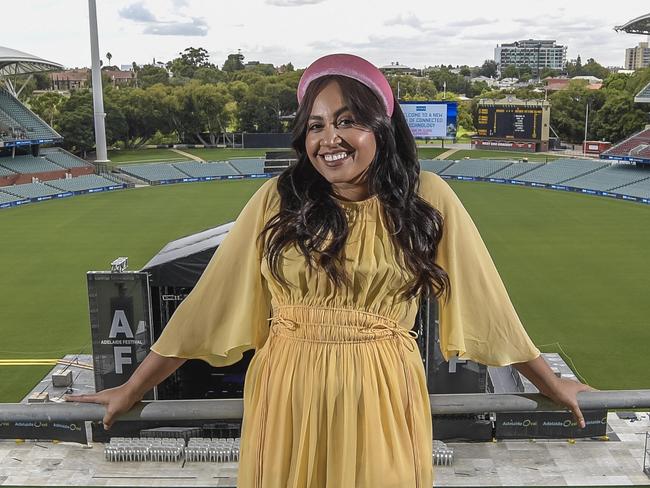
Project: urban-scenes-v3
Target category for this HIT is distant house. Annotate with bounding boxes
[472,76,497,87]
[544,76,602,91]
[49,68,135,90]
[496,77,519,88]
[103,69,134,86]
[50,69,89,90]
[380,62,419,76]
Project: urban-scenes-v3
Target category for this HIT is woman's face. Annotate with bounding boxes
[304,80,377,200]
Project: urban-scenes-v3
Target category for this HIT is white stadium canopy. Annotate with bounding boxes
[614,13,650,35]
[0,46,62,78]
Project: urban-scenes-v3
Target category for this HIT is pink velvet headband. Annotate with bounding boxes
[297,53,394,117]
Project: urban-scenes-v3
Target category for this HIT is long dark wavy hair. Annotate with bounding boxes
[258,74,450,302]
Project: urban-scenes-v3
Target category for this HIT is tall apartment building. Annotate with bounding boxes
[625,42,650,70]
[495,39,567,75]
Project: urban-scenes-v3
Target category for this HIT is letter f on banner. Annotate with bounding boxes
[114,346,132,374]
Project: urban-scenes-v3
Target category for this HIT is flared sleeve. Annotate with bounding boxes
[419,171,540,366]
[149,177,277,367]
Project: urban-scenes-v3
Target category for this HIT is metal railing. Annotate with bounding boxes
[1,390,649,423]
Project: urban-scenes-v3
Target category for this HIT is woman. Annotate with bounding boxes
[68,54,591,487]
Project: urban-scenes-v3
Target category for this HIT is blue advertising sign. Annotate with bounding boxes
[399,101,458,140]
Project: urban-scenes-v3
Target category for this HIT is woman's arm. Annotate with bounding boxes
[65,351,186,429]
[513,355,594,428]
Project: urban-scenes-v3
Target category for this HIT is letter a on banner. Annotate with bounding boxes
[109,310,134,338]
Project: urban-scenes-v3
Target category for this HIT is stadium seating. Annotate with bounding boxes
[41,148,92,168]
[514,159,609,184]
[440,159,513,178]
[602,128,650,158]
[2,181,63,199]
[229,158,266,175]
[0,88,59,141]
[488,162,544,179]
[420,160,455,174]
[118,163,191,183]
[613,179,650,199]
[0,154,64,174]
[0,111,25,141]
[0,190,20,204]
[563,164,650,191]
[46,174,122,192]
[172,161,239,178]
[0,164,17,177]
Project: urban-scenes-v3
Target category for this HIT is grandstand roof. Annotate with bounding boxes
[614,13,650,35]
[636,81,650,103]
[0,46,63,77]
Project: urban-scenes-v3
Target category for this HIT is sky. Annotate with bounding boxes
[3,0,649,71]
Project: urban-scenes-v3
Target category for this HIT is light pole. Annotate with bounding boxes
[582,101,590,157]
[88,0,109,164]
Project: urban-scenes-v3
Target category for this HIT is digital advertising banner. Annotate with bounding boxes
[399,101,458,140]
[87,272,154,398]
[0,420,88,443]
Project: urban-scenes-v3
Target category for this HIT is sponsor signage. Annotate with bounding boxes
[399,101,458,140]
[87,272,154,398]
[496,410,607,439]
[0,420,87,443]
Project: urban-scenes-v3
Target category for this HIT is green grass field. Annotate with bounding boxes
[107,148,190,165]
[446,149,562,162]
[108,147,457,164]
[0,178,648,402]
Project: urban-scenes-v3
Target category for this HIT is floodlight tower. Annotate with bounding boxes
[88,0,109,163]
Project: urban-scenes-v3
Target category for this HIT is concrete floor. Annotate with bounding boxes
[1,411,648,487]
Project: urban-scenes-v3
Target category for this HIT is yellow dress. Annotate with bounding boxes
[150,171,540,488]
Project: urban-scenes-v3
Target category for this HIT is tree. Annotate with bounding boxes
[163,81,234,144]
[565,56,583,77]
[237,78,292,132]
[167,47,214,79]
[223,52,245,72]
[581,58,610,80]
[107,85,174,148]
[540,67,561,79]
[549,80,604,143]
[137,64,169,88]
[106,52,112,66]
[194,66,225,84]
[57,91,95,155]
[279,62,294,73]
[388,75,437,101]
[478,60,498,78]
[591,90,648,142]
[27,91,67,127]
[427,68,474,97]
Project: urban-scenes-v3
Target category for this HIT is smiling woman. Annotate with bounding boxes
[304,80,377,202]
[67,53,592,488]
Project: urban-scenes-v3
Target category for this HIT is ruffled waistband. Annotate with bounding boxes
[267,304,418,349]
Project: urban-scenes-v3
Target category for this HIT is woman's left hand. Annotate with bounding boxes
[542,377,596,429]
[514,356,596,429]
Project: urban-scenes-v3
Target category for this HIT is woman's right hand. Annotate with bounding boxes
[65,383,141,430]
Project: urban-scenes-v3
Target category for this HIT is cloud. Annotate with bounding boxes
[143,17,208,36]
[447,17,496,28]
[119,2,208,37]
[118,2,157,22]
[384,13,423,29]
[266,0,325,6]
